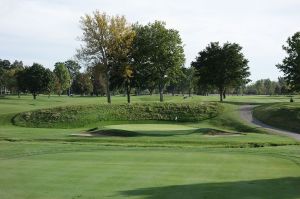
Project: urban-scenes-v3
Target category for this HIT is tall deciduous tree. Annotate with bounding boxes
[276,32,300,92]
[72,72,93,96]
[88,63,107,96]
[64,60,81,95]
[132,21,185,102]
[77,11,135,103]
[20,63,51,99]
[0,59,11,95]
[53,62,71,96]
[192,42,250,102]
[44,69,56,98]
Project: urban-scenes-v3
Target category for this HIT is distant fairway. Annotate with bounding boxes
[0,95,300,198]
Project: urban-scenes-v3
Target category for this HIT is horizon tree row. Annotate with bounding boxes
[1,10,299,101]
[0,58,197,99]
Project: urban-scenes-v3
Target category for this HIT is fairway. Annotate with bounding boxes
[0,95,300,199]
[1,143,300,199]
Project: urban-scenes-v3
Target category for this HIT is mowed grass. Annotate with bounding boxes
[0,95,300,198]
[1,142,300,199]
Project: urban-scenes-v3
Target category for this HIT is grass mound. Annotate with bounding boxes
[13,102,222,128]
[253,103,300,133]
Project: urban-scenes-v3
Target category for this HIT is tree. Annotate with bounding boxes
[53,62,71,96]
[20,63,51,99]
[278,77,289,94]
[132,21,185,102]
[0,59,11,95]
[264,79,273,95]
[192,42,250,102]
[183,67,196,97]
[44,69,56,97]
[88,63,107,96]
[276,32,300,92]
[77,11,135,103]
[64,60,81,95]
[72,72,93,95]
[6,60,24,96]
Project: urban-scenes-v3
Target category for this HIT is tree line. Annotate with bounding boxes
[244,78,289,95]
[0,11,299,102]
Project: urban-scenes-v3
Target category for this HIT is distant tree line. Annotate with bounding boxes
[0,58,197,100]
[243,78,289,95]
[1,11,299,102]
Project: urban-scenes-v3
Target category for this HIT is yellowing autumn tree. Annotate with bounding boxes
[77,11,135,103]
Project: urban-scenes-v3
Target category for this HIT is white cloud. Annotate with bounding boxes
[0,0,299,80]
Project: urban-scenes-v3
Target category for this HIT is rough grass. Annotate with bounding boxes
[253,102,300,133]
[13,102,222,128]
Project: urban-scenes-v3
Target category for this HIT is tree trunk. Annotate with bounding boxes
[223,89,226,99]
[106,70,111,104]
[126,81,131,104]
[219,87,224,102]
[149,89,153,96]
[159,82,164,102]
[159,89,163,102]
[33,93,37,100]
[188,88,192,97]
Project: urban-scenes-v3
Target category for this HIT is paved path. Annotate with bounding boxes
[240,105,300,141]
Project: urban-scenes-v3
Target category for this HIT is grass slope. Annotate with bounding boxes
[253,102,300,133]
[13,102,221,128]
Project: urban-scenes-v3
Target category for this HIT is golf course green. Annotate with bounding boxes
[0,95,300,199]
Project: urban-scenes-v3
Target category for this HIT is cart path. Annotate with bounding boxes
[240,105,300,141]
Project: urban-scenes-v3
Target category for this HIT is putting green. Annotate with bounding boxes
[105,124,197,132]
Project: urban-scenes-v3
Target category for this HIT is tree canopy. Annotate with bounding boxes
[276,32,300,92]
[53,62,71,96]
[19,63,53,99]
[132,21,185,102]
[77,11,135,103]
[192,42,250,101]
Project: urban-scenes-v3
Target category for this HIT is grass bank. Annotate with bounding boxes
[13,102,222,128]
[253,103,300,133]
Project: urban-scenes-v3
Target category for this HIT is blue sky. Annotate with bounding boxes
[0,0,299,81]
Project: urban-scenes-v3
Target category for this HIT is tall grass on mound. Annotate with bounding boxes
[253,103,300,133]
[13,102,222,128]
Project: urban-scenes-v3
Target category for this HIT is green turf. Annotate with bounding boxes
[253,102,300,133]
[0,95,300,198]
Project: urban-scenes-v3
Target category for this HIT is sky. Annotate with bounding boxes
[0,0,299,82]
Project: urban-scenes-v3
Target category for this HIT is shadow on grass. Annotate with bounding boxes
[119,177,300,199]
[84,128,238,138]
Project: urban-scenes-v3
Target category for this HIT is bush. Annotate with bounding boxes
[13,102,223,128]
